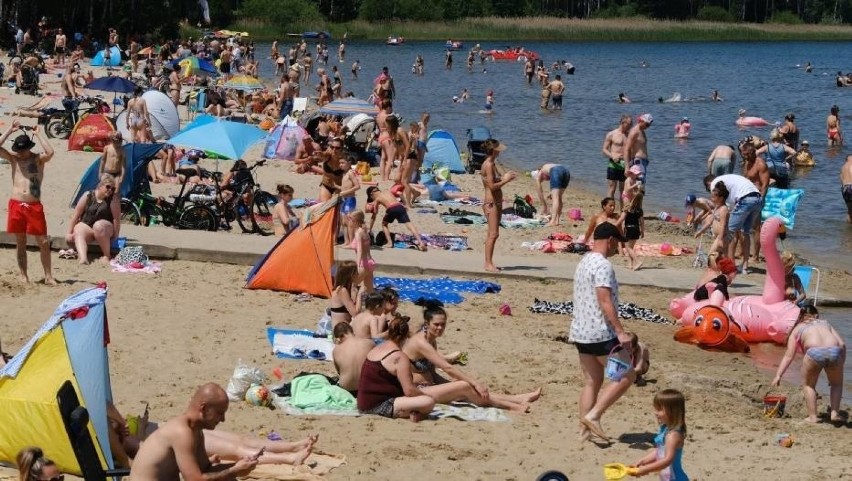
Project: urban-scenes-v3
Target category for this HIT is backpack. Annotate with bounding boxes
[513,195,537,219]
[115,245,147,266]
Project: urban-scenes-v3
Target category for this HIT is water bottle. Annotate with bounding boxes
[149,215,161,226]
[658,211,672,222]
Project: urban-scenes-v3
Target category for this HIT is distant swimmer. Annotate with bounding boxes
[736,108,770,127]
[484,89,494,114]
[674,117,691,139]
[712,90,723,102]
[618,92,631,104]
[658,93,682,103]
[805,62,813,73]
[640,60,649,68]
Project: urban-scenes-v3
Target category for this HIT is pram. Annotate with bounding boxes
[465,126,491,173]
[16,64,39,95]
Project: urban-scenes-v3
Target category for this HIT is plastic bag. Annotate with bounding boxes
[225,360,266,402]
[316,310,333,336]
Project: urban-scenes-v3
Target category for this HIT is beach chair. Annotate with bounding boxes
[793,265,820,306]
[188,89,207,120]
[56,380,130,481]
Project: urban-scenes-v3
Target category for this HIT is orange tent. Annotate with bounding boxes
[245,198,339,298]
[68,114,116,152]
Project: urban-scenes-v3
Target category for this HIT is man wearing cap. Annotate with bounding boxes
[705,144,736,176]
[674,117,691,138]
[601,115,632,210]
[703,172,762,274]
[625,113,652,183]
[572,222,634,442]
[0,121,56,284]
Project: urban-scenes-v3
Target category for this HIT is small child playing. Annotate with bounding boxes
[628,332,650,385]
[351,292,386,340]
[694,185,730,257]
[622,165,643,206]
[684,194,714,229]
[485,89,494,113]
[628,389,689,480]
[366,186,426,251]
[379,287,400,323]
[349,210,375,292]
[617,187,645,270]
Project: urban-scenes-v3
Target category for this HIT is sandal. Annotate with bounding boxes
[59,249,77,259]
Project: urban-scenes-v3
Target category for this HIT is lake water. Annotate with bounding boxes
[253,40,850,401]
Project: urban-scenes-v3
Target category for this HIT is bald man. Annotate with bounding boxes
[130,383,257,481]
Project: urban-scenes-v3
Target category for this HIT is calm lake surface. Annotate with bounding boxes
[255,41,850,400]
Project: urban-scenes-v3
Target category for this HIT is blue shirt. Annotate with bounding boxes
[655,425,688,481]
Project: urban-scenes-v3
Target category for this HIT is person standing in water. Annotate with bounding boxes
[826,105,843,146]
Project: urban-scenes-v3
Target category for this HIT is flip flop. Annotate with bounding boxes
[289,348,306,359]
[307,349,326,361]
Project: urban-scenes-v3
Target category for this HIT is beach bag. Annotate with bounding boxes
[115,245,147,266]
[226,360,266,402]
[513,195,537,219]
[605,344,633,382]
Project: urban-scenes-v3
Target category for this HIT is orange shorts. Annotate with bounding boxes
[7,199,48,236]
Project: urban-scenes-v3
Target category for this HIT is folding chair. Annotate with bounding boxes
[187,89,207,120]
[56,380,130,481]
[793,265,820,306]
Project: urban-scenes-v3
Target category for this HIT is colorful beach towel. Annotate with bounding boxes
[267,328,334,361]
[529,299,672,324]
[392,233,470,251]
[110,259,162,273]
[501,214,546,228]
[374,276,501,305]
[272,394,510,422]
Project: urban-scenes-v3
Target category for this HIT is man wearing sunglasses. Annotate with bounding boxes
[64,174,121,265]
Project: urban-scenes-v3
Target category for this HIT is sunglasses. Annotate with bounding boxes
[103,185,116,191]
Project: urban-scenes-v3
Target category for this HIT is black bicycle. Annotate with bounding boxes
[190,160,277,235]
[43,96,110,140]
[120,172,218,232]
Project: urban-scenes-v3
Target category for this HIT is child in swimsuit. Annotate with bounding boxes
[627,389,689,480]
[349,210,375,292]
[773,304,846,423]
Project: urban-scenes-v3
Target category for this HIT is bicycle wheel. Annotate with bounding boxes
[177,205,218,231]
[234,199,254,234]
[120,198,142,226]
[250,191,277,236]
[46,117,71,139]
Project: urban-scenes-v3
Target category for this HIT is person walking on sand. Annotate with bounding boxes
[602,115,632,210]
[0,121,55,285]
[572,222,634,442]
[126,87,151,143]
[129,383,265,481]
[480,139,516,272]
[842,154,852,223]
[531,163,570,227]
[773,304,846,424]
[625,113,653,183]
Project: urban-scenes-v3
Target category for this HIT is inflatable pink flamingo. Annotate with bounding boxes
[736,108,770,127]
[669,217,800,344]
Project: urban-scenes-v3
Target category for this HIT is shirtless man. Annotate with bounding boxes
[739,142,770,272]
[54,29,67,66]
[841,154,852,223]
[277,71,298,120]
[332,322,375,396]
[129,384,258,481]
[100,133,126,188]
[532,163,570,227]
[126,88,151,143]
[544,75,565,110]
[293,135,321,174]
[524,58,535,85]
[706,144,736,176]
[0,121,55,284]
[62,63,80,124]
[129,39,140,73]
[601,115,632,210]
[302,53,313,84]
[624,113,653,184]
[827,105,843,146]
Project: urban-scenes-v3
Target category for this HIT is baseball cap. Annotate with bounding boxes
[627,165,643,176]
[685,194,697,206]
[638,113,653,124]
[593,222,626,242]
[801,139,810,145]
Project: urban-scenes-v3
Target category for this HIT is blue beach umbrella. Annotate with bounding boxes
[168,119,266,159]
[85,76,137,94]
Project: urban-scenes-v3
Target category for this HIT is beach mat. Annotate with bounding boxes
[267,328,334,361]
[374,276,500,305]
[529,299,672,324]
[240,452,347,480]
[272,395,510,422]
[392,233,470,251]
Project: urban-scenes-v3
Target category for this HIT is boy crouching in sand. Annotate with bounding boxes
[628,331,650,385]
[365,186,426,251]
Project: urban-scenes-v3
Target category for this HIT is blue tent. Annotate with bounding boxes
[422,130,465,173]
[70,143,164,207]
[90,46,122,67]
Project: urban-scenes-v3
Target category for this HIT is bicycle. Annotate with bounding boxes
[42,96,110,140]
[189,160,277,235]
[120,169,218,232]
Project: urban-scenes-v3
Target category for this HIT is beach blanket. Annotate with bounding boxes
[241,452,347,481]
[529,299,672,324]
[501,215,546,228]
[272,394,510,422]
[375,276,500,305]
[267,328,334,361]
[110,259,162,273]
[441,214,487,225]
[391,233,469,251]
[632,243,688,257]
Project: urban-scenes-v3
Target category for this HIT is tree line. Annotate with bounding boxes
[1,0,850,45]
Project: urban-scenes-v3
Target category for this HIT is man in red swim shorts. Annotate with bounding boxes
[0,120,55,284]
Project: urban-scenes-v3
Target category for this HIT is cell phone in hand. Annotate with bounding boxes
[252,447,265,460]
[143,402,149,417]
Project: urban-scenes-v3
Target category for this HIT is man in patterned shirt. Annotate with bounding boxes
[570,222,633,443]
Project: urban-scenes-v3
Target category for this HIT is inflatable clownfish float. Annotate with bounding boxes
[673,304,751,353]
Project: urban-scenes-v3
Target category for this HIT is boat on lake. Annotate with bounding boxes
[386,36,405,46]
[445,40,464,51]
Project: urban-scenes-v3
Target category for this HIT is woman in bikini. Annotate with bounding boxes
[168,67,181,106]
[401,304,541,412]
[349,210,375,292]
[317,139,346,202]
[582,197,619,245]
[386,114,409,187]
[480,138,517,272]
[694,185,730,257]
[327,261,362,328]
[376,99,394,181]
[773,304,846,423]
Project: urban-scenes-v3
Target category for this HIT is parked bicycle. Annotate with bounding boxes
[188,160,277,235]
[120,169,218,232]
[41,96,110,140]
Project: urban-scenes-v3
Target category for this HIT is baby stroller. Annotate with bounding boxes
[16,64,39,95]
[465,126,491,173]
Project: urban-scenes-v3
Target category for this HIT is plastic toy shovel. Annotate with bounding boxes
[603,463,639,480]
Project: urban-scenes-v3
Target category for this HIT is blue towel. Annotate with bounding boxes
[374,276,501,305]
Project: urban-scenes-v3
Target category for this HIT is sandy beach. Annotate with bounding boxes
[1,56,850,480]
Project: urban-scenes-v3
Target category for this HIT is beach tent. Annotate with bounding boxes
[263,115,307,160]
[116,90,180,142]
[68,114,117,152]
[168,118,265,159]
[245,198,340,298]
[70,143,164,207]
[318,97,378,117]
[90,46,122,67]
[422,130,465,173]
[0,286,115,475]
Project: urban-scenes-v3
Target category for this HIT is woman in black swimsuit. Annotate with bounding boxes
[400,304,542,412]
[65,174,121,265]
[327,261,361,327]
[318,138,347,202]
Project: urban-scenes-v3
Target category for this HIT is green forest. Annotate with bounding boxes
[2,0,851,42]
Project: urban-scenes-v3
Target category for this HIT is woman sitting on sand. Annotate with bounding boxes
[400,304,541,412]
[64,174,121,265]
[773,304,846,423]
[327,261,361,327]
[582,197,619,245]
[357,314,436,422]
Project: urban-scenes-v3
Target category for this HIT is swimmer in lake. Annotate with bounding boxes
[618,92,630,104]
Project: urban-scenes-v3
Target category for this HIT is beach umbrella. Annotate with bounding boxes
[319,97,378,117]
[168,118,266,159]
[85,76,137,94]
[172,56,219,77]
[224,75,264,91]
